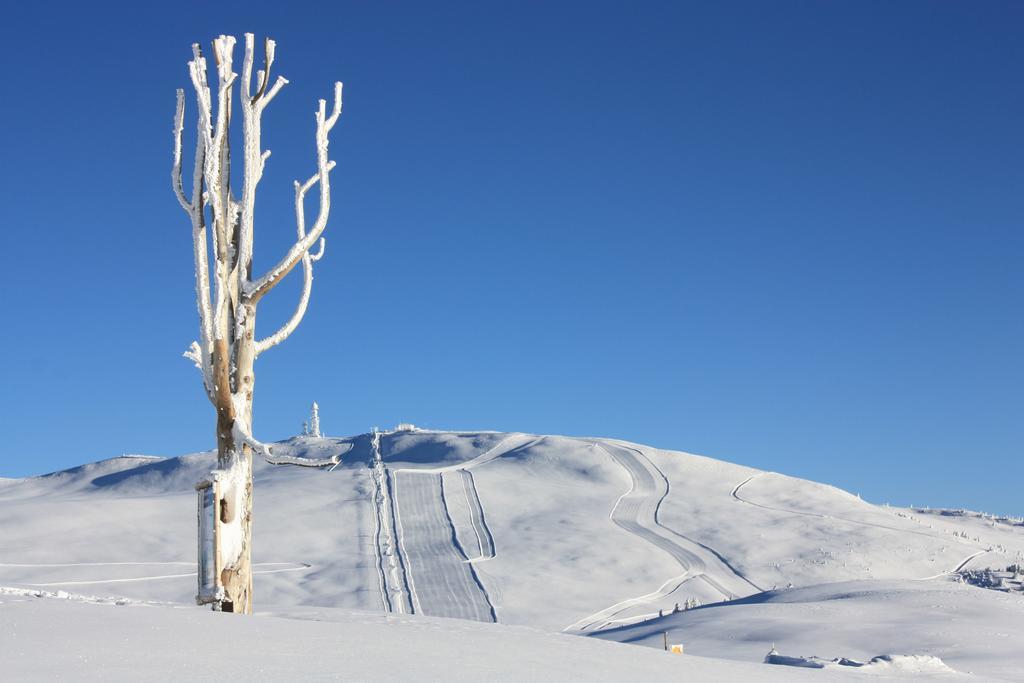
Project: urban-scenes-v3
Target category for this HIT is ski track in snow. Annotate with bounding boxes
[368,463,392,613]
[0,562,194,568]
[564,573,697,633]
[11,562,310,587]
[377,434,540,621]
[439,468,499,563]
[566,442,761,633]
[913,550,993,581]
[457,469,495,561]
[369,431,414,615]
[731,473,991,575]
[383,467,416,614]
[393,472,496,622]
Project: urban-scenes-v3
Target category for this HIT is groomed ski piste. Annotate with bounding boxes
[2,428,1023,680]
[367,432,536,621]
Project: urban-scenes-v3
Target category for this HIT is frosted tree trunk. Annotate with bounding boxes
[173,33,343,614]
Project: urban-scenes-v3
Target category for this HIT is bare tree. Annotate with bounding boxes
[172,33,342,614]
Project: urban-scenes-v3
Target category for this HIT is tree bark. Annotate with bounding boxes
[218,309,256,614]
[216,442,253,613]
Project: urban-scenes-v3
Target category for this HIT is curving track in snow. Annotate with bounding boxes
[566,442,761,633]
[732,473,991,576]
[395,434,538,475]
[733,475,995,581]
[732,473,959,540]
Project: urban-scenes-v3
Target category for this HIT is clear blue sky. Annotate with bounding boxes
[1,1,1020,514]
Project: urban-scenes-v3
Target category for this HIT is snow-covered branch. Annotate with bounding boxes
[171,91,191,213]
[244,35,285,107]
[235,33,290,321]
[174,64,214,389]
[231,418,273,460]
[231,415,337,467]
[252,162,333,356]
[265,452,340,467]
[186,42,231,346]
[185,341,214,400]
[253,251,315,356]
[244,82,342,304]
[259,76,289,109]
[206,36,238,342]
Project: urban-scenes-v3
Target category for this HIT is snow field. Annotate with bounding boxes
[2,429,1022,680]
[595,578,1024,681]
[1,594,859,682]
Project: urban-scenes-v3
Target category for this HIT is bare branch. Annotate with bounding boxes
[187,46,213,149]
[309,237,326,262]
[253,252,314,356]
[241,33,255,101]
[232,416,336,466]
[257,75,288,109]
[244,84,342,303]
[295,161,336,236]
[259,149,272,179]
[206,36,238,340]
[231,414,273,459]
[172,90,191,213]
[192,201,214,355]
[325,81,343,129]
[252,37,275,104]
[253,163,332,355]
[182,48,215,362]
[184,341,215,403]
[236,40,279,310]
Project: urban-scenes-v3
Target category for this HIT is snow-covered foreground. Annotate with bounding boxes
[1,589,860,682]
[594,578,1024,681]
[1,429,1022,680]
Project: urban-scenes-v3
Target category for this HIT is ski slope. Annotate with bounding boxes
[393,471,495,621]
[1,429,1022,679]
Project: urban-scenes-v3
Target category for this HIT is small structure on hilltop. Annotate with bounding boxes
[309,402,321,437]
[395,423,417,432]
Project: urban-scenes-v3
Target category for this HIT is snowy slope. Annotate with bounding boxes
[2,430,1020,621]
[594,578,1024,681]
[1,429,1022,679]
[1,588,868,682]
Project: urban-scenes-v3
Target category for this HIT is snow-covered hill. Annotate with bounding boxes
[2,429,1022,680]
[594,579,1024,680]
